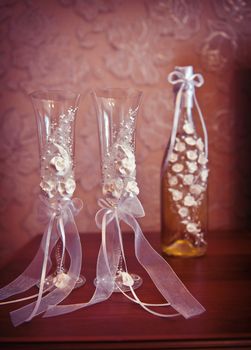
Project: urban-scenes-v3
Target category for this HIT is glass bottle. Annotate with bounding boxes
[161,66,209,257]
[92,87,143,292]
[31,89,85,288]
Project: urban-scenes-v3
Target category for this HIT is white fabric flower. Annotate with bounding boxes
[118,156,136,175]
[196,138,204,151]
[50,156,69,175]
[185,136,196,146]
[168,175,178,186]
[186,223,199,233]
[183,122,194,134]
[183,174,194,185]
[103,178,123,199]
[198,153,208,165]
[53,272,71,289]
[58,179,76,197]
[65,178,76,195]
[178,207,189,217]
[117,144,134,161]
[201,169,209,182]
[125,180,139,196]
[174,141,186,152]
[40,180,55,195]
[190,184,203,196]
[186,150,198,161]
[186,161,198,173]
[171,189,183,201]
[169,152,178,163]
[184,194,197,207]
[172,163,184,173]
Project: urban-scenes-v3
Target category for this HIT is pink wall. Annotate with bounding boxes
[0,0,251,266]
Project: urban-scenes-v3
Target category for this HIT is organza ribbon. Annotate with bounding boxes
[44,196,205,319]
[164,69,208,170]
[0,196,83,327]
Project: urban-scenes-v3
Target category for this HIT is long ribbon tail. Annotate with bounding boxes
[122,213,205,319]
[194,92,208,158]
[111,213,175,317]
[162,83,184,173]
[10,208,82,326]
[0,217,57,302]
[44,212,120,317]
[24,213,56,322]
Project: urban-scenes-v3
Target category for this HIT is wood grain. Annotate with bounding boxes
[0,231,251,349]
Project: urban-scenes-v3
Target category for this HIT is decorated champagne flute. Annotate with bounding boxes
[92,87,143,292]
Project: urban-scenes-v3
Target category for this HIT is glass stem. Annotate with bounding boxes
[117,252,124,275]
[55,240,65,274]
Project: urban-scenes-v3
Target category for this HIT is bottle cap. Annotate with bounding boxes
[175,66,193,80]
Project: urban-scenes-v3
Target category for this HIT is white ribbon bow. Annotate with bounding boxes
[44,196,205,319]
[0,197,83,327]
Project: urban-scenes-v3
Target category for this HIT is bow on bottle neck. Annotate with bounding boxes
[168,70,204,90]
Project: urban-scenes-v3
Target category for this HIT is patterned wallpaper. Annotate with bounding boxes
[0,0,251,267]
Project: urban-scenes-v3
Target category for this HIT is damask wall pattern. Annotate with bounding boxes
[0,0,251,267]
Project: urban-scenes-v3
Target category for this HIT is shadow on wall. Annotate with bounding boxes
[233,68,251,229]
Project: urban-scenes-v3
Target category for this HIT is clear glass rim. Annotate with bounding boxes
[30,89,80,102]
[91,87,142,100]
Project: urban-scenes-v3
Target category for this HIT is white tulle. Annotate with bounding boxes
[44,196,205,319]
[0,197,83,327]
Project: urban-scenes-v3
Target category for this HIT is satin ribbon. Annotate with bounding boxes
[44,196,205,319]
[164,69,208,172]
[0,196,83,327]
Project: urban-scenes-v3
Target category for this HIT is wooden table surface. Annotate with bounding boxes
[0,230,251,350]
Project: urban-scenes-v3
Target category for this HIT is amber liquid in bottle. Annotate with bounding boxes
[161,110,208,258]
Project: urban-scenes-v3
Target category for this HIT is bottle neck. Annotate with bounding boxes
[176,85,195,131]
[180,84,194,109]
[177,106,194,133]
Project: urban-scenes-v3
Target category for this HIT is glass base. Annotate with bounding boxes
[162,239,207,257]
[38,272,86,290]
[94,272,143,293]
